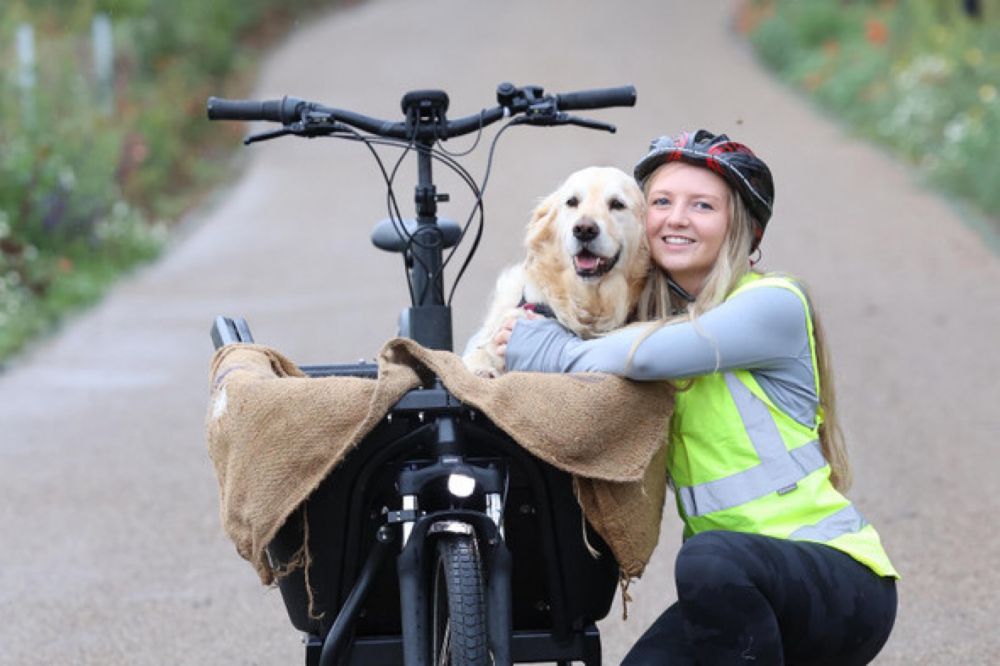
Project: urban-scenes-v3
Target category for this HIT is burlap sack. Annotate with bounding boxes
[206,338,674,584]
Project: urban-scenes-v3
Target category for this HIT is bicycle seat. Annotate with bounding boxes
[371,217,463,253]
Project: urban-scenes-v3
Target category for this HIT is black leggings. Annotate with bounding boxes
[622,531,897,665]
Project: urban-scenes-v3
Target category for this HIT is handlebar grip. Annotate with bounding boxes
[554,85,637,111]
[206,96,306,123]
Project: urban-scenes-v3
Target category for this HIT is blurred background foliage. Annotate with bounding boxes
[0,0,331,362]
[740,0,999,233]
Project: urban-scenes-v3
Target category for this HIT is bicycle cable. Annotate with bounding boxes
[323,125,434,306]
[359,134,486,308]
[445,119,520,306]
[319,115,522,310]
[324,130,484,308]
[433,109,487,158]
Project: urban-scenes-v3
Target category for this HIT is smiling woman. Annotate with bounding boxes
[501,129,899,665]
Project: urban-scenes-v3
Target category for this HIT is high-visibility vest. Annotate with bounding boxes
[667,272,898,577]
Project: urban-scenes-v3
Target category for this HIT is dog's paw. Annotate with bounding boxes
[463,347,504,379]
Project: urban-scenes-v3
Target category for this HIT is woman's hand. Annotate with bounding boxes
[493,311,543,360]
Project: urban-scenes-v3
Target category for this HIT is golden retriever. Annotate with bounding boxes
[463,166,649,377]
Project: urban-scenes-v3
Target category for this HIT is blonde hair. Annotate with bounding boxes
[632,163,852,491]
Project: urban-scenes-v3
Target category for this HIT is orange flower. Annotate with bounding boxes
[866,18,888,46]
[57,257,73,273]
[803,72,826,92]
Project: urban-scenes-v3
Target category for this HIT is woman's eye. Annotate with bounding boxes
[651,197,670,207]
[566,196,579,208]
[694,201,714,211]
[609,198,626,211]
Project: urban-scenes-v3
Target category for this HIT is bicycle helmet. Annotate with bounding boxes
[633,130,774,250]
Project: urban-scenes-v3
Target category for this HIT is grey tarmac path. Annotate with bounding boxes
[2,1,998,664]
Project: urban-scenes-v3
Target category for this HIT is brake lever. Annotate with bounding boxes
[565,116,617,133]
[244,120,351,144]
[244,127,294,145]
[510,112,616,133]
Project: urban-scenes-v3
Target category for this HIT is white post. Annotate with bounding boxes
[91,13,114,114]
[16,23,36,121]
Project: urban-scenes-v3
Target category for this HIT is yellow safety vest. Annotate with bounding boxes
[667,273,898,577]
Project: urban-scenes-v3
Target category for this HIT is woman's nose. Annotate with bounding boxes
[665,205,688,227]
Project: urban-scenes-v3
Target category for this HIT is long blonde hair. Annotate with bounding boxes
[632,165,852,491]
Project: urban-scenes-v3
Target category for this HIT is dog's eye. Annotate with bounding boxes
[566,196,579,208]
[609,198,626,211]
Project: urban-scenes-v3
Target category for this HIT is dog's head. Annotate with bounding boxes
[522,166,649,332]
[526,166,647,283]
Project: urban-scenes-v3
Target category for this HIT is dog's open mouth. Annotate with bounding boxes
[573,249,620,278]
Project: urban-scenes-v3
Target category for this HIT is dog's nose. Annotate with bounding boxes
[573,219,599,242]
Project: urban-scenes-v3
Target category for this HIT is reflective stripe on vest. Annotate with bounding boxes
[789,504,868,541]
[677,373,828,518]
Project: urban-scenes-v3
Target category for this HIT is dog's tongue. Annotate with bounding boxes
[576,253,600,271]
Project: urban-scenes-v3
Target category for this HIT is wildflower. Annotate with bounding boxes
[866,19,888,46]
[944,115,970,143]
[57,257,74,273]
[965,48,984,67]
[803,72,826,92]
[978,84,997,103]
[58,167,76,191]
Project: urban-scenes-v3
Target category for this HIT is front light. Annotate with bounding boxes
[447,473,476,498]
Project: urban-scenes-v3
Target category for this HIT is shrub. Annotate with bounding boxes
[743,0,1000,228]
[0,0,334,363]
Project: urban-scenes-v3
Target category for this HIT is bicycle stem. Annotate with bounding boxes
[404,137,453,351]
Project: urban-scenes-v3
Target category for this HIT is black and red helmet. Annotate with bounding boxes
[633,130,774,249]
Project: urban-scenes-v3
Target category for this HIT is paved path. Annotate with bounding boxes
[2,1,998,664]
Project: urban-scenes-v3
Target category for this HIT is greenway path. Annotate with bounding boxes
[2,1,998,664]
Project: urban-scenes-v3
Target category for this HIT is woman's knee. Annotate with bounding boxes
[674,530,755,594]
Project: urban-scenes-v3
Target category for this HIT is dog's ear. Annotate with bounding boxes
[525,191,560,252]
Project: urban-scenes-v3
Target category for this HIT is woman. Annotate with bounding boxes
[498,131,898,665]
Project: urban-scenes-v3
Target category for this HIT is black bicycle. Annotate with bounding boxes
[208,82,636,666]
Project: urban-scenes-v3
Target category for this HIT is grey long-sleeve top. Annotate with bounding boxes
[505,284,820,427]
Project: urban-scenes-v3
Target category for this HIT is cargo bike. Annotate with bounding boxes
[208,81,638,665]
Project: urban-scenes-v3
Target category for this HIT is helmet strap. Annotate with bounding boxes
[667,276,696,304]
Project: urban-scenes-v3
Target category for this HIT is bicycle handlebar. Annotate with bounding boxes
[206,83,636,141]
[206,96,304,123]
[553,86,637,111]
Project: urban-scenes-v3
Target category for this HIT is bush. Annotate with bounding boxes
[0,0,334,363]
[743,0,1000,229]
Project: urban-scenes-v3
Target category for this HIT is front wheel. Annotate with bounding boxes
[431,534,489,666]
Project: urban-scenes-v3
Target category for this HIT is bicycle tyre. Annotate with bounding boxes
[431,534,489,666]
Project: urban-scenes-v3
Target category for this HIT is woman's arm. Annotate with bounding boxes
[505,285,810,381]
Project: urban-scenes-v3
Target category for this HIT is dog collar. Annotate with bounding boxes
[517,296,557,319]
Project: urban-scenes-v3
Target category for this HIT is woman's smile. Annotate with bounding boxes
[661,234,696,247]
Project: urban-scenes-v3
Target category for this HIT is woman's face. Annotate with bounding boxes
[645,162,731,295]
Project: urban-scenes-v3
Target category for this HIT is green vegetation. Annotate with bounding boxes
[741,0,999,235]
[0,0,331,363]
